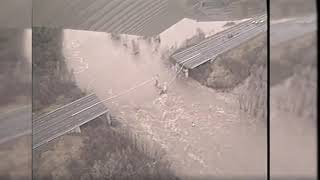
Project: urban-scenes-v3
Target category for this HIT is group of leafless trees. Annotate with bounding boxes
[236,35,267,122]
[238,62,267,122]
[190,34,267,92]
[32,27,84,113]
[64,120,177,180]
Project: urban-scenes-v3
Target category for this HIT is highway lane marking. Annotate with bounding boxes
[33,98,102,134]
[172,14,266,58]
[178,53,201,64]
[33,110,108,149]
[173,20,251,58]
[33,93,95,121]
[181,23,267,69]
[33,98,99,129]
[181,21,266,61]
[173,18,266,63]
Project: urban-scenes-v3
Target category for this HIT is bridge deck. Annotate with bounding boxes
[32,93,108,149]
[171,14,267,69]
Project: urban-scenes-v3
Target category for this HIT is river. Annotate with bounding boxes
[63,18,266,178]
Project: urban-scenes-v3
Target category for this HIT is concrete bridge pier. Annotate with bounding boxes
[183,68,189,78]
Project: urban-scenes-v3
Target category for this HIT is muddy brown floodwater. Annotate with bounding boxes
[63,18,266,179]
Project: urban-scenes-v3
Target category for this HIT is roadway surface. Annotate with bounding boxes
[33,93,108,149]
[171,13,267,69]
[0,105,31,144]
[270,15,317,46]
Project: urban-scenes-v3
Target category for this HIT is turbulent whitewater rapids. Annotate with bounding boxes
[62,18,267,178]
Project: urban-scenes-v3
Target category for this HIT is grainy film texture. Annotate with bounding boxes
[0,0,32,180]
[270,0,317,179]
[32,0,267,179]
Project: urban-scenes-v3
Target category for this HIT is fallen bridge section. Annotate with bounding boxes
[171,13,267,69]
[32,93,108,149]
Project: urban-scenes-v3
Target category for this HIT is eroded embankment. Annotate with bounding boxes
[188,33,267,90]
[177,33,267,121]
